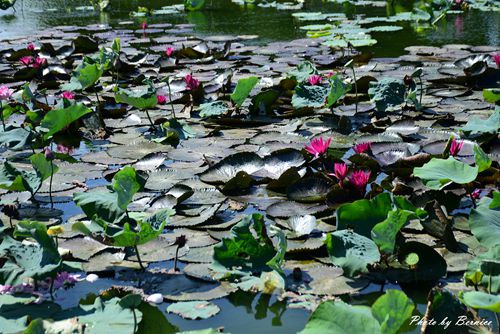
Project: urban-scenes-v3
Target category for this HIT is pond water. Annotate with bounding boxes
[1,1,499,334]
[0,0,498,57]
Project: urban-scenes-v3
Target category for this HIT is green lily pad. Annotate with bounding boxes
[469,197,500,248]
[413,157,478,190]
[167,301,220,320]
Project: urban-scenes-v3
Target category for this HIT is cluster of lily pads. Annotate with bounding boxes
[0,15,498,334]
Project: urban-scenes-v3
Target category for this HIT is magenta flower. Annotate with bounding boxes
[20,56,34,67]
[350,170,371,191]
[56,144,74,155]
[307,74,322,86]
[327,72,335,78]
[449,138,464,157]
[165,47,175,57]
[141,22,148,31]
[44,147,54,161]
[157,94,167,105]
[60,91,75,100]
[493,54,500,68]
[32,57,46,69]
[54,272,80,289]
[471,189,481,200]
[331,162,348,181]
[185,74,200,91]
[353,142,371,154]
[27,43,35,52]
[0,85,13,100]
[305,137,332,158]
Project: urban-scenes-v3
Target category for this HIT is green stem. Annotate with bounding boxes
[351,66,358,114]
[174,245,180,272]
[49,161,54,209]
[132,308,137,334]
[134,244,145,271]
[0,100,5,131]
[145,109,156,131]
[9,217,12,229]
[49,277,55,300]
[166,79,176,118]
[419,77,423,106]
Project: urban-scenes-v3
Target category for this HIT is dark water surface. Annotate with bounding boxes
[0,0,498,57]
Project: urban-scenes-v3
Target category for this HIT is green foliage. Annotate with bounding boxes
[184,0,206,11]
[0,153,58,198]
[325,230,380,277]
[326,74,351,107]
[74,166,145,223]
[368,78,406,112]
[299,300,382,334]
[371,290,415,334]
[213,214,286,275]
[459,291,500,313]
[198,101,229,118]
[461,108,500,135]
[40,104,93,140]
[469,197,500,248]
[231,76,259,108]
[292,83,328,109]
[287,61,317,82]
[413,156,478,189]
[115,87,158,110]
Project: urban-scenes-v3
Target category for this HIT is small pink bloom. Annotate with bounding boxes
[350,170,371,191]
[471,189,481,200]
[327,72,335,78]
[184,74,200,91]
[165,47,175,57]
[44,147,54,161]
[20,56,34,67]
[54,272,80,289]
[0,85,14,100]
[305,137,332,158]
[27,43,35,52]
[60,91,75,100]
[331,162,348,181]
[56,144,74,155]
[449,138,464,157]
[157,94,167,105]
[493,54,500,68]
[141,22,148,30]
[353,142,371,154]
[32,57,46,69]
[307,74,322,86]
[0,285,13,294]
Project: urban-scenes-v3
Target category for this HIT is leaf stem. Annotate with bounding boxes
[174,245,180,272]
[134,244,145,271]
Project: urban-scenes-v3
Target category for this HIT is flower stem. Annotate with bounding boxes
[350,66,358,114]
[49,161,54,209]
[419,77,423,106]
[174,245,180,272]
[166,79,176,118]
[0,100,5,131]
[145,109,156,131]
[134,244,145,271]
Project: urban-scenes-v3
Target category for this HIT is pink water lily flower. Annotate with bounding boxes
[54,272,80,289]
[471,189,481,200]
[353,142,371,154]
[32,57,46,69]
[27,43,35,52]
[157,94,167,105]
[141,22,148,30]
[165,47,175,57]
[330,162,348,181]
[60,91,75,100]
[307,74,322,86]
[20,56,34,67]
[305,137,332,158]
[56,144,74,155]
[350,170,371,191]
[493,54,500,68]
[185,74,200,91]
[0,85,13,100]
[449,138,464,157]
